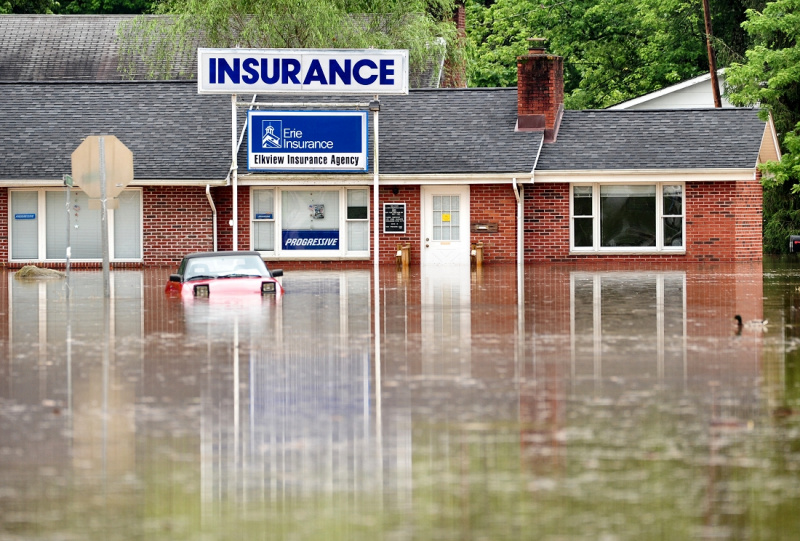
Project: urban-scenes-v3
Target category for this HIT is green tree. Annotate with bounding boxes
[117,0,460,82]
[726,0,800,253]
[0,0,59,13]
[466,0,755,109]
[57,0,152,13]
[0,0,153,12]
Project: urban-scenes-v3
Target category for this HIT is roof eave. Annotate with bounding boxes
[533,168,758,183]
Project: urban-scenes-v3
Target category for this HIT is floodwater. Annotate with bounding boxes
[1,259,799,540]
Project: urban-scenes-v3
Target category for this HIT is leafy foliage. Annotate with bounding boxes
[0,0,151,13]
[726,0,800,253]
[466,0,755,109]
[0,0,59,13]
[117,0,460,83]
[58,0,151,13]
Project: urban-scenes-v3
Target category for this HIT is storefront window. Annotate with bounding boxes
[253,189,275,251]
[10,191,38,259]
[346,189,369,252]
[10,189,142,261]
[251,187,369,257]
[282,190,340,251]
[570,183,684,252]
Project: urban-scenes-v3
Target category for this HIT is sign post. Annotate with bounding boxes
[71,135,134,297]
[63,174,73,297]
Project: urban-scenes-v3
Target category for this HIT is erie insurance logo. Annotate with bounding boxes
[262,120,282,149]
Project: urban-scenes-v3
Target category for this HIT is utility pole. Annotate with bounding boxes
[702,0,722,108]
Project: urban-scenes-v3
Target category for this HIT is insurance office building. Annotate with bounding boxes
[0,22,780,269]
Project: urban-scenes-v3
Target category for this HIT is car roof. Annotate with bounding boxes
[183,251,263,260]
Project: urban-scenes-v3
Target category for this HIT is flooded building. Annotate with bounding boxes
[0,16,781,268]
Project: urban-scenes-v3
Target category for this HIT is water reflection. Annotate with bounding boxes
[1,262,799,539]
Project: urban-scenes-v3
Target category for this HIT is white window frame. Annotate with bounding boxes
[8,187,143,263]
[250,186,370,259]
[569,182,685,254]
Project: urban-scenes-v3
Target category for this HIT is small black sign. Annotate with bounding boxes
[383,203,406,233]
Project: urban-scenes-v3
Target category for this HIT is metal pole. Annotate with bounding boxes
[702,0,722,108]
[99,137,110,298]
[371,96,383,501]
[232,94,239,251]
[63,174,72,299]
[372,98,380,280]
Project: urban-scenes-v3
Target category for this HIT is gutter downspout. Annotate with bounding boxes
[515,136,544,379]
[521,136,545,269]
[206,184,218,252]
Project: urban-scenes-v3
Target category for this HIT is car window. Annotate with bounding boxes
[185,255,267,279]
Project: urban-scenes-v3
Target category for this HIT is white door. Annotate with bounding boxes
[421,185,470,266]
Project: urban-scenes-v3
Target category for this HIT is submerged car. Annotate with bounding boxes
[165,251,284,298]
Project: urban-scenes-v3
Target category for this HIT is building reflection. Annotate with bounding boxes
[0,263,771,528]
[193,271,383,512]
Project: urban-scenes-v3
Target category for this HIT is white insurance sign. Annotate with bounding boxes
[197,48,409,95]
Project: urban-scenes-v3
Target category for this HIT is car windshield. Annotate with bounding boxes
[184,255,268,280]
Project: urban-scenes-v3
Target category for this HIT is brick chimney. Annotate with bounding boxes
[517,38,564,142]
[441,1,467,88]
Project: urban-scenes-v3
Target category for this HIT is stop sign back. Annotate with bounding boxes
[71,135,134,201]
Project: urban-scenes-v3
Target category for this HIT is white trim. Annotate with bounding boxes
[0,179,228,188]
[3,167,756,188]
[569,182,685,254]
[238,172,534,185]
[536,168,756,183]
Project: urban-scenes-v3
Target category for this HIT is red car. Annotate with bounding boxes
[165,251,284,298]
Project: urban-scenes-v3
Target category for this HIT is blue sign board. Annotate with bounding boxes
[248,111,368,172]
[14,213,35,220]
[282,230,340,250]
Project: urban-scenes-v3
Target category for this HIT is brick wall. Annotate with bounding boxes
[524,180,763,263]
[687,180,763,262]
[524,183,571,262]
[470,184,517,263]
[142,186,215,266]
[735,173,764,260]
[378,185,420,266]
[1,179,764,268]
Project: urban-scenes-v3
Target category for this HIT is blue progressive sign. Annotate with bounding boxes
[198,48,409,95]
[248,111,368,172]
[282,230,339,250]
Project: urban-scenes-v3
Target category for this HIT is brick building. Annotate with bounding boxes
[0,17,780,268]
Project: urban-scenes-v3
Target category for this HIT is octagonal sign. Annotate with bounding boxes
[71,135,134,201]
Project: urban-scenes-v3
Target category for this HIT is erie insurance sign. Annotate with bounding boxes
[248,111,368,172]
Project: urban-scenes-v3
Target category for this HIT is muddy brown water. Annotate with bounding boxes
[1,259,799,540]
